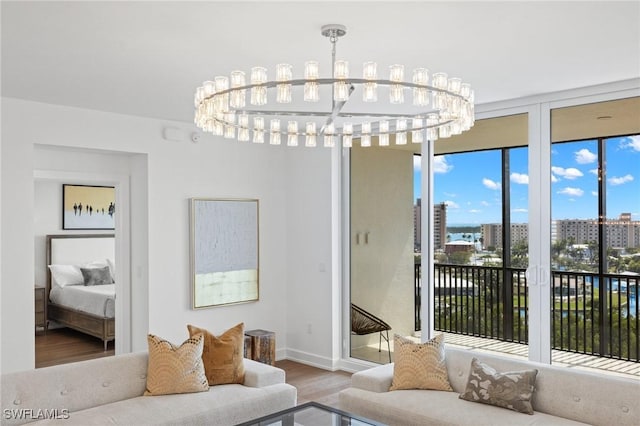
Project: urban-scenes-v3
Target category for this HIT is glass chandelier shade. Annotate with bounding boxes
[194,24,475,148]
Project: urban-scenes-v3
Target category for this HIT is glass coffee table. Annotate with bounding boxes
[237,401,386,426]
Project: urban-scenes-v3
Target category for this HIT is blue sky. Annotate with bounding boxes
[415,135,640,226]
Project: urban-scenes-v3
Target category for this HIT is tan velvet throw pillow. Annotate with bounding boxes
[389,333,453,392]
[459,357,538,415]
[187,322,245,386]
[144,333,209,396]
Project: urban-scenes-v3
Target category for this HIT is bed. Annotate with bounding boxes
[45,234,116,351]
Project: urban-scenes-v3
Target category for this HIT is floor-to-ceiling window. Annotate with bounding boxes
[346,95,639,370]
[550,97,640,362]
[348,114,529,364]
[430,121,530,345]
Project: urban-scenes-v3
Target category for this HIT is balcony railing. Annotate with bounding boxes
[415,263,639,362]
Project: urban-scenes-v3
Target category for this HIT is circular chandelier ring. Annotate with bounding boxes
[208,115,459,138]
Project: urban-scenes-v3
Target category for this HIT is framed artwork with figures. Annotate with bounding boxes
[62,184,115,230]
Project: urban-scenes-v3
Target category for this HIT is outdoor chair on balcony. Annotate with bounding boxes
[351,303,392,363]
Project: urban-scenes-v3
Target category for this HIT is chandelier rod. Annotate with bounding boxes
[322,24,351,137]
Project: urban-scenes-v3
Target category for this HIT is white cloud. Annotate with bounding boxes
[468,209,481,214]
[413,155,421,171]
[608,174,634,186]
[620,135,640,152]
[444,200,460,209]
[512,208,528,213]
[510,172,529,184]
[575,148,597,164]
[552,166,583,180]
[589,168,598,176]
[434,156,453,174]
[482,178,501,190]
[481,201,490,207]
[444,192,457,198]
[551,174,559,183]
[558,187,584,197]
[591,191,598,196]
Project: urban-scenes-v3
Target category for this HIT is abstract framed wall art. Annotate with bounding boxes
[62,184,115,230]
[190,198,259,309]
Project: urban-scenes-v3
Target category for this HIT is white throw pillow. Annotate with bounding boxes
[48,264,84,287]
[106,258,115,281]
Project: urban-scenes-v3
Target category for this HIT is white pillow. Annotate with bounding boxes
[106,258,115,281]
[48,264,83,287]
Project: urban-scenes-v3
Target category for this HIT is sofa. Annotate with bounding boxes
[339,346,640,425]
[1,352,297,425]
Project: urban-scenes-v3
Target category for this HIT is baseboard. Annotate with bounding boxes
[336,357,382,373]
[283,348,341,371]
[282,348,388,373]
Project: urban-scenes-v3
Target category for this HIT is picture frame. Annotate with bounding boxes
[190,198,259,309]
[62,184,115,230]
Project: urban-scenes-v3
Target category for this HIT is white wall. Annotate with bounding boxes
[1,97,319,372]
[284,147,337,369]
[350,146,415,350]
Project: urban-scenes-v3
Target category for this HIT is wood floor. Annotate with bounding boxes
[35,328,115,368]
[274,359,352,408]
[35,328,352,407]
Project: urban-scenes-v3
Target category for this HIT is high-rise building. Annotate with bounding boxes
[414,198,421,252]
[413,200,447,252]
[433,202,447,250]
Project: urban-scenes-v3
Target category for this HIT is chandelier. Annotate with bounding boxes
[194,24,475,148]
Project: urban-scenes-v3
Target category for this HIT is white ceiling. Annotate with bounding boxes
[2,1,639,124]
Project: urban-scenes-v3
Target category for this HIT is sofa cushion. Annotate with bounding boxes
[144,334,209,396]
[459,357,538,414]
[339,387,588,426]
[187,323,245,386]
[389,334,453,392]
[30,383,297,426]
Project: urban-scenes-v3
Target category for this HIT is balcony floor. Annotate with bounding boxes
[351,332,639,380]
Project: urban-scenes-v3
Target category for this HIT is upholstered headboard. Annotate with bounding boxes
[46,234,115,297]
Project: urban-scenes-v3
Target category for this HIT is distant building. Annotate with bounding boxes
[414,199,421,251]
[481,223,529,249]
[479,213,640,251]
[445,240,474,255]
[414,200,447,252]
[553,213,640,248]
[434,202,447,250]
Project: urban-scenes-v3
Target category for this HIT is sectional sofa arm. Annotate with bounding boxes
[242,359,286,388]
[350,363,394,393]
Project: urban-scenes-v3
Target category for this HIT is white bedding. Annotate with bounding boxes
[50,284,115,318]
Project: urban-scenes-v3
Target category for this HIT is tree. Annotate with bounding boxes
[511,242,529,268]
[448,251,472,265]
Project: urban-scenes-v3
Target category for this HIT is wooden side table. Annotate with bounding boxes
[245,329,275,365]
[34,287,47,331]
[243,335,252,359]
